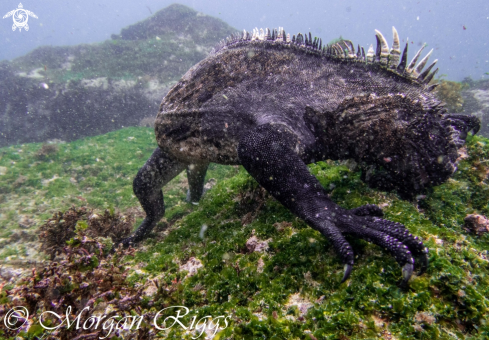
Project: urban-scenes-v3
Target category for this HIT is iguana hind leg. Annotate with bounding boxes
[238,123,428,285]
[119,148,186,247]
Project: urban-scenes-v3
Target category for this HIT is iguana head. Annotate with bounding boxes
[313,28,481,198]
[344,95,479,199]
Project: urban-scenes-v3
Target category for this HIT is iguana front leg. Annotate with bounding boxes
[118,148,186,247]
[238,124,428,285]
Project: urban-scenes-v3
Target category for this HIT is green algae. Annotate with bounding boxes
[0,127,238,258]
[1,130,489,338]
[126,135,489,339]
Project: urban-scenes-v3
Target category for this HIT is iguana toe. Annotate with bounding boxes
[417,247,429,275]
[333,211,421,283]
[349,204,384,217]
[366,216,428,273]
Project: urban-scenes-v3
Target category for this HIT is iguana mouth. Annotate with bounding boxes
[443,113,480,146]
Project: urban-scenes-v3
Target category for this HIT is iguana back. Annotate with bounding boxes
[156,27,440,165]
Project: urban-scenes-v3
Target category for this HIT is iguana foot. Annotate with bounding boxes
[238,123,428,285]
[339,205,429,284]
[114,217,156,251]
[305,204,428,285]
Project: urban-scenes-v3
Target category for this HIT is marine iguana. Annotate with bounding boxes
[119,27,480,285]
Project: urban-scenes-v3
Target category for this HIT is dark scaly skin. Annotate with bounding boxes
[118,28,480,285]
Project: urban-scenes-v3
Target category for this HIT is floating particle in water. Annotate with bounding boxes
[417,16,420,20]
[463,25,466,30]
[39,82,49,89]
[199,224,208,239]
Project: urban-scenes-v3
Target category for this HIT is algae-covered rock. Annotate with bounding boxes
[464,214,489,235]
[116,3,234,44]
[0,4,236,148]
[1,127,489,339]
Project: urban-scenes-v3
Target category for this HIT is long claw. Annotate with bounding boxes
[417,247,429,275]
[341,264,353,283]
[400,263,414,287]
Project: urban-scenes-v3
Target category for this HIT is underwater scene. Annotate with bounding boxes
[1,1,489,339]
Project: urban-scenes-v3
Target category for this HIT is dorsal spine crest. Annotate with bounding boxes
[211,27,439,87]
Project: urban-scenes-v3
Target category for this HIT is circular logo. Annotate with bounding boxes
[4,306,29,330]
[13,9,28,27]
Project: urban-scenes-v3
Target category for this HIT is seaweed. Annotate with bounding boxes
[38,206,133,260]
[0,216,150,340]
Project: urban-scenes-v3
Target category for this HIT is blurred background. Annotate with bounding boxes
[1,0,488,81]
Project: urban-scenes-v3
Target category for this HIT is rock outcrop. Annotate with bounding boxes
[0,4,236,147]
